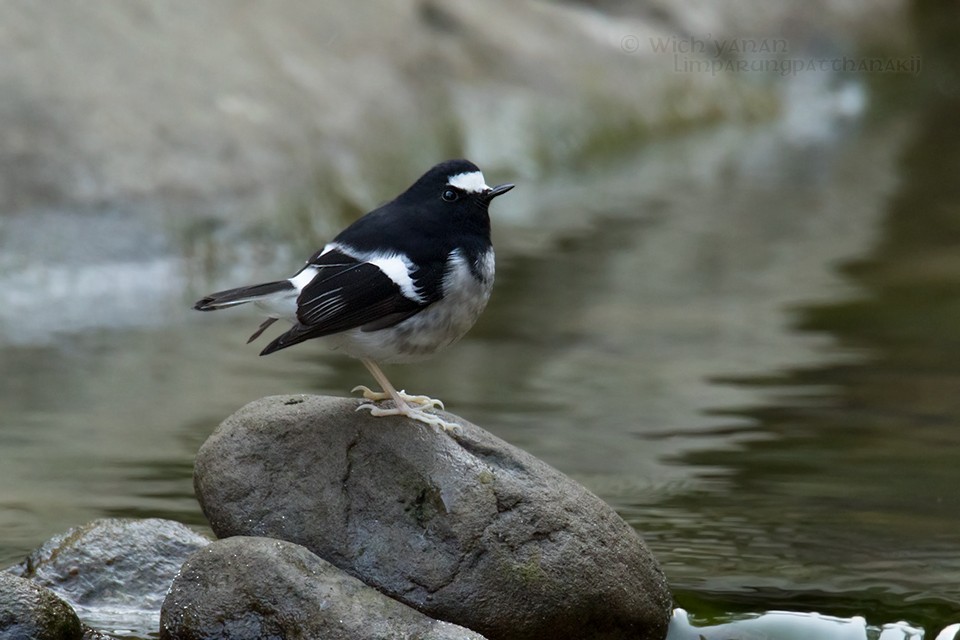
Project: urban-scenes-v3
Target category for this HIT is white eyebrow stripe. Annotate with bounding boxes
[447,171,489,194]
[366,253,425,303]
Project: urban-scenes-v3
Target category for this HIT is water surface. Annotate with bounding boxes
[1,71,958,636]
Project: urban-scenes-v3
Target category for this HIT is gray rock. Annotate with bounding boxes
[8,518,210,635]
[160,536,487,640]
[0,572,82,640]
[195,395,672,640]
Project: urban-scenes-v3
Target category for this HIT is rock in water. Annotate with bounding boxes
[0,572,83,640]
[160,536,488,640]
[195,395,672,640]
[8,518,210,635]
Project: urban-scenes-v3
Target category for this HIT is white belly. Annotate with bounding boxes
[328,249,494,363]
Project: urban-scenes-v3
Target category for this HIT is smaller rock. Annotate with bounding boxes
[0,572,83,640]
[8,518,210,636]
[160,536,487,640]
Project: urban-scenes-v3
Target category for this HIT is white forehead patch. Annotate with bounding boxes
[447,171,489,194]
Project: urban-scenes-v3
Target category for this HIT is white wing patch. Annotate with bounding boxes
[447,171,489,194]
[289,265,320,292]
[366,253,424,303]
[310,242,426,304]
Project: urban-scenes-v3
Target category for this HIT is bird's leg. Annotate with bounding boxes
[351,361,443,409]
[354,359,458,433]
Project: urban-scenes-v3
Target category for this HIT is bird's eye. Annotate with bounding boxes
[442,189,459,202]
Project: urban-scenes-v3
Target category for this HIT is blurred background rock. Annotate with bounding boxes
[0,0,905,217]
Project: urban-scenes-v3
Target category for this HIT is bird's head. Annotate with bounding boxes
[399,159,514,215]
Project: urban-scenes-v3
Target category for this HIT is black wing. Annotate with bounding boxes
[259,248,427,355]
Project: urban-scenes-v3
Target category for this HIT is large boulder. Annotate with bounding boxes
[8,518,210,635]
[160,536,486,640]
[195,395,672,640]
[0,572,82,640]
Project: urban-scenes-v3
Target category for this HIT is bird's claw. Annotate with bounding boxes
[351,385,445,410]
[355,402,460,434]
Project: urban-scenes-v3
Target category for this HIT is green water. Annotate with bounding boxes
[2,70,959,639]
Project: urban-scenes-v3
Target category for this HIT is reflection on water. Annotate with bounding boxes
[647,24,960,632]
[2,74,960,635]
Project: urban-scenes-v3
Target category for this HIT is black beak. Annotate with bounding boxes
[485,183,515,200]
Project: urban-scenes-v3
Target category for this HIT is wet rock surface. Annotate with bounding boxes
[7,518,210,635]
[195,395,672,640]
[160,536,487,640]
[0,571,82,640]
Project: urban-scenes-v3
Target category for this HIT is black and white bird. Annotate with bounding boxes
[194,159,514,432]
